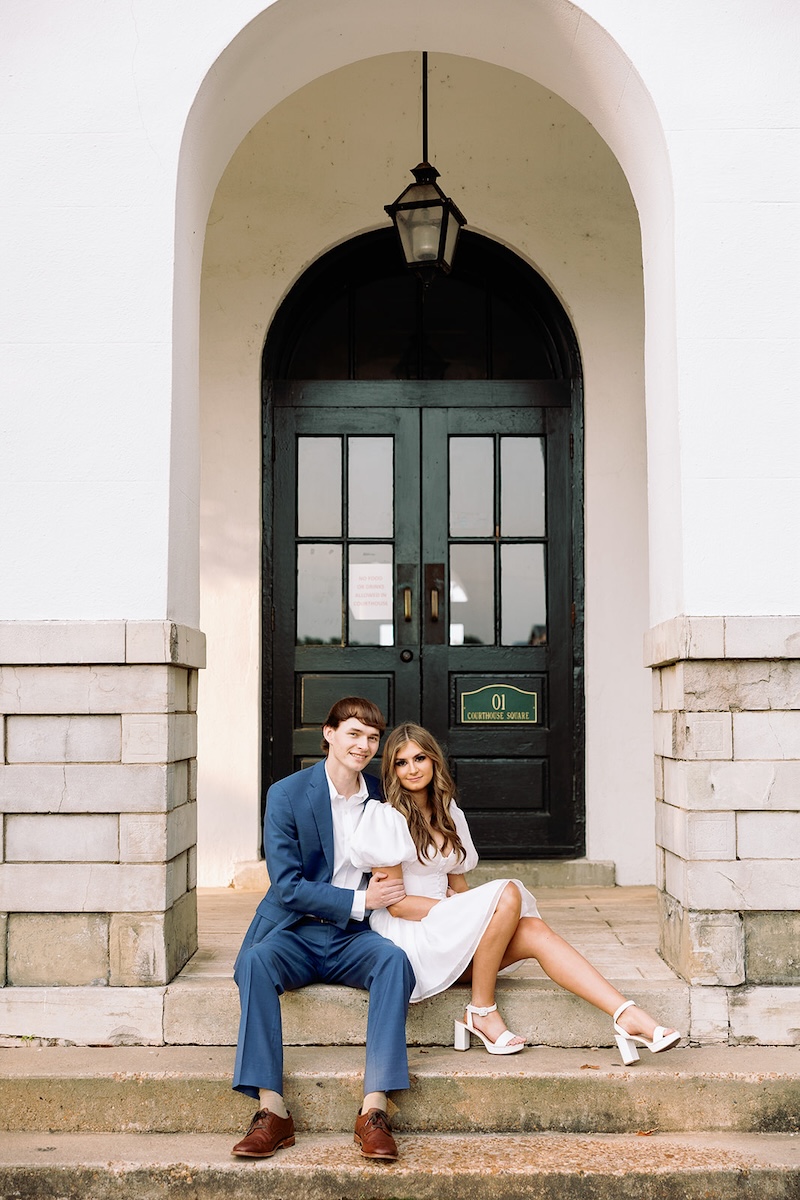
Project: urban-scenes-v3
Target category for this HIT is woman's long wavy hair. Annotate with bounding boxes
[381,723,467,865]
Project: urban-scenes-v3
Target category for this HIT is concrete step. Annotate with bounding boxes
[232,858,617,891]
[2,1045,798,1135]
[163,976,690,1048]
[1,1130,799,1200]
[467,860,616,887]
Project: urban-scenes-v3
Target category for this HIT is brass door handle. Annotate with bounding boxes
[430,588,439,622]
[403,587,412,622]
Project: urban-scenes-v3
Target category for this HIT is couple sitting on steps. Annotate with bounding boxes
[231,696,681,1162]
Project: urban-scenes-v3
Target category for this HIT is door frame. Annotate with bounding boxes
[261,233,585,857]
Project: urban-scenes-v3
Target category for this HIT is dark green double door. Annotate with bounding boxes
[268,380,580,857]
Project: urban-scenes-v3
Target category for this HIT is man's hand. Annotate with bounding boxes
[365,870,406,911]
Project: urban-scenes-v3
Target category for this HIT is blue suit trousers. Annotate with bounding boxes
[232,915,415,1100]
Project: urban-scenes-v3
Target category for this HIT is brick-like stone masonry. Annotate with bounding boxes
[0,621,205,989]
[646,616,800,1045]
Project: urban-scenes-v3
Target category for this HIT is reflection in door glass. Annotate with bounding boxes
[501,438,545,537]
[296,544,342,644]
[450,544,494,645]
[449,438,493,536]
[349,438,393,537]
[501,544,547,645]
[297,438,341,536]
[349,544,394,646]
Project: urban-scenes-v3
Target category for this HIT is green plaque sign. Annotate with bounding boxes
[460,683,538,724]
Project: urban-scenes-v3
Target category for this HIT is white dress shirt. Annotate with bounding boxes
[326,767,370,921]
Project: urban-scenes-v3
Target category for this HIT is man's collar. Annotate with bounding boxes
[325,764,368,803]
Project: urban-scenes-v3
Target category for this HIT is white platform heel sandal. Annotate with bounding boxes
[454,1003,525,1055]
[613,1000,681,1066]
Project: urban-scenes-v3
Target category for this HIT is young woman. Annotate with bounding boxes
[349,723,680,1063]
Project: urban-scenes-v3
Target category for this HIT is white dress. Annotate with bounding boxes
[349,799,540,1003]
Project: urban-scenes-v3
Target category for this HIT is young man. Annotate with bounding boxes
[231,697,415,1162]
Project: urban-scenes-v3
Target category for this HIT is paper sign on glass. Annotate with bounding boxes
[348,563,393,621]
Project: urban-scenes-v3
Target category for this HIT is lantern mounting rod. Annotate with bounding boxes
[422,51,429,164]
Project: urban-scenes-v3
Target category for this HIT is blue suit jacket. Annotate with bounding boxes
[236,759,383,966]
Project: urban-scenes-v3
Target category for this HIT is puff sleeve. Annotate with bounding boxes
[350,800,418,870]
[449,800,480,873]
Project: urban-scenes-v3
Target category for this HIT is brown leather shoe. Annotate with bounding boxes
[231,1108,296,1158]
[353,1107,398,1160]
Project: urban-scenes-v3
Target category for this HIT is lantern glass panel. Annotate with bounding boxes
[396,203,445,264]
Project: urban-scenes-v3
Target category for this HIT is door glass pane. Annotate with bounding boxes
[449,437,493,536]
[501,544,547,645]
[348,544,394,646]
[501,437,545,537]
[297,438,341,536]
[349,438,393,537]
[450,544,494,645]
[296,544,342,644]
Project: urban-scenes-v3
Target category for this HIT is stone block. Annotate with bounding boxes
[0,985,165,1044]
[0,665,188,716]
[119,814,166,862]
[126,623,207,669]
[109,891,197,986]
[744,911,800,983]
[188,757,197,802]
[0,621,126,665]
[689,986,730,1043]
[5,814,119,862]
[651,669,662,712]
[734,711,800,760]
[6,716,121,764]
[187,669,198,713]
[664,850,686,906]
[0,763,177,815]
[187,844,197,890]
[655,847,665,891]
[7,913,109,986]
[684,859,800,910]
[729,985,800,1045]
[653,754,664,801]
[644,616,725,667]
[737,811,800,859]
[0,715,4,763]
[656,803,736,861]
[0,913,6,985]
[121,714,197,763]
[119,803,196,863]
[677,713,733,761]
[168,802,197,860]
[664,759,800,813]
[167,851,188,904]
[681,659,800,713]
[658,891,744,985]
[0,863,168,912]
[659,663,684,711]
[652,711,675,757]
[724,616,800,660]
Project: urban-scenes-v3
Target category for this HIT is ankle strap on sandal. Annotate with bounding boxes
[466,1003,497,1017]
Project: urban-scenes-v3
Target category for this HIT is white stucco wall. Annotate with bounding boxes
[197,53,652,885]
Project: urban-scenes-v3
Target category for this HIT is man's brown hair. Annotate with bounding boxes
[320,696,387,752]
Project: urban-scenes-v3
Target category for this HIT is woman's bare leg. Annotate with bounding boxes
[464,883,525,1045]
[500,917,678,1041]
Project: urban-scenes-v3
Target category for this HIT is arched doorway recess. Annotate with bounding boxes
[262,229,584,858]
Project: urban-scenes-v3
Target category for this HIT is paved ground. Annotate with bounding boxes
[185,884,676,984]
